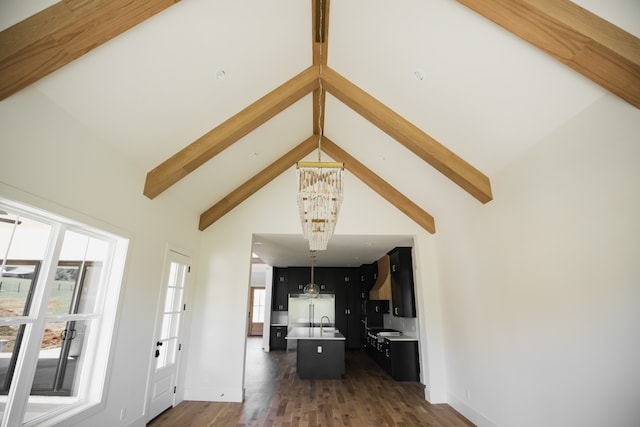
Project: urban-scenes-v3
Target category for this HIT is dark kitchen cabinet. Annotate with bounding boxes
[286,267,307,294]
[315,267,335,293]
[333,268,361,349]
[270,266,362,349]
[389,247,416,318]
[359,262,377,297]
[360,262,388,328]
[338,268,361,349]
[269,326,287,350]
[272,268,289,311]
[364,299,389,327]
[367,335,420,381]
[385,340,420,381]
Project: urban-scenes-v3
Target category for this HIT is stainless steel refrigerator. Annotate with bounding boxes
[287,294,335,349]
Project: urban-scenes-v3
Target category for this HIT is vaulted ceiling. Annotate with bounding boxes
[1,0,638,263]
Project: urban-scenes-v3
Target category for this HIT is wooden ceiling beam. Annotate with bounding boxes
[457,0,640,109]
[312,0,330,136]
[321,137,436,234]
[144,66,320,199]
[0,0,181,101]
[199,136,317,231]
[321,66,493,204]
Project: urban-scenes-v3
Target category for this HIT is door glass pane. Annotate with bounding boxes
[156,338,177,369]
[160,313,181,340]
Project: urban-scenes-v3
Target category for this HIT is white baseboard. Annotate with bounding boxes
[447,393,500,427]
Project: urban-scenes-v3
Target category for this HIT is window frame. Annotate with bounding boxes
[0,198,129,427]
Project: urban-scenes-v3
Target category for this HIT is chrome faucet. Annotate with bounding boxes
[320,316,330,334]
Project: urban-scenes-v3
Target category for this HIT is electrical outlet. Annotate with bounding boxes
[465,389,471,401]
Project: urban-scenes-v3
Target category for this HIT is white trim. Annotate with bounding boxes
[447,392,501,427]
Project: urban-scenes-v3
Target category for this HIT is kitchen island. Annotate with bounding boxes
[286,327,346,379]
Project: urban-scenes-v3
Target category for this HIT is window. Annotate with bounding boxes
[0,200,128,426]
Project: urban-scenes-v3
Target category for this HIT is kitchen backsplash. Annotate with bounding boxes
[271,311,288,325]
[384,314,418,338]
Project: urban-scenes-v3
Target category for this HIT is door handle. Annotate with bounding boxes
[155,349,160,358]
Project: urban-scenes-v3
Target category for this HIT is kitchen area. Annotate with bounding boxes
[267,245,421,382]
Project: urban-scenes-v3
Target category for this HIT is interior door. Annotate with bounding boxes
[147,250,189,422]
[248,287,265,336]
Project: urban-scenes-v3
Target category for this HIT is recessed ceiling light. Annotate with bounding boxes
[215,69,226,81]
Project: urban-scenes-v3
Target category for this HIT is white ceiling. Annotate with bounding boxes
[2,0,638,267]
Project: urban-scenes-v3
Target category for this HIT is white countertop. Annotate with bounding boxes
[285,327,346,341]
[382,335,418,342]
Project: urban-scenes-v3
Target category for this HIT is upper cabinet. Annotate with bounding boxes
[388,247,416,318]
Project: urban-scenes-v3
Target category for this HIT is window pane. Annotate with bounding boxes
[76,262,103,314]
[251,289,265,323]
[0,261,40,317]
[31,320,92,396]
[0,324,24,393]
[1,214,51,261]
[46,264,79,316]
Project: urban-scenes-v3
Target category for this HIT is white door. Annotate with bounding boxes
[147,250,189,421]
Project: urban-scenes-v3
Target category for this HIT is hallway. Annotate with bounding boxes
[148,337,472,426]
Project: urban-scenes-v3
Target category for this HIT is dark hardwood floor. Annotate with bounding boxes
[148,337,473,427]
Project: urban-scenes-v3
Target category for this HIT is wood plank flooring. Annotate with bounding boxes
[148,337,473,427]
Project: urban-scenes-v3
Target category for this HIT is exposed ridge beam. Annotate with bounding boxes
[199,136,317,231]
[321,137,435,234]
[0,0,181,101]
[321,66,492,204]
[457,0,640,109]
[312,0,331,136]
[144,66,320,199]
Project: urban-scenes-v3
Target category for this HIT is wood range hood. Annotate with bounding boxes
[369,255,392,300]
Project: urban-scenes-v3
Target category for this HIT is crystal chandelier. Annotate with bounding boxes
[297,161,344,251]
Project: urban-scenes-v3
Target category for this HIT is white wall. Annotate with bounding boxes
[0,88,201,427]
[436,95,640,427]
[185,165,446,402]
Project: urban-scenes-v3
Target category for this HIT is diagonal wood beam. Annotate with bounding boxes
[0,0,181,101]
[144,66,320,199]
[199,136,317,231]
[321,66,493,204]
[321,137,436,234]
[457,0,640,109]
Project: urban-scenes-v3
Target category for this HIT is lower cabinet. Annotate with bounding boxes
[270,326,287,350]
[367,337,420,381]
